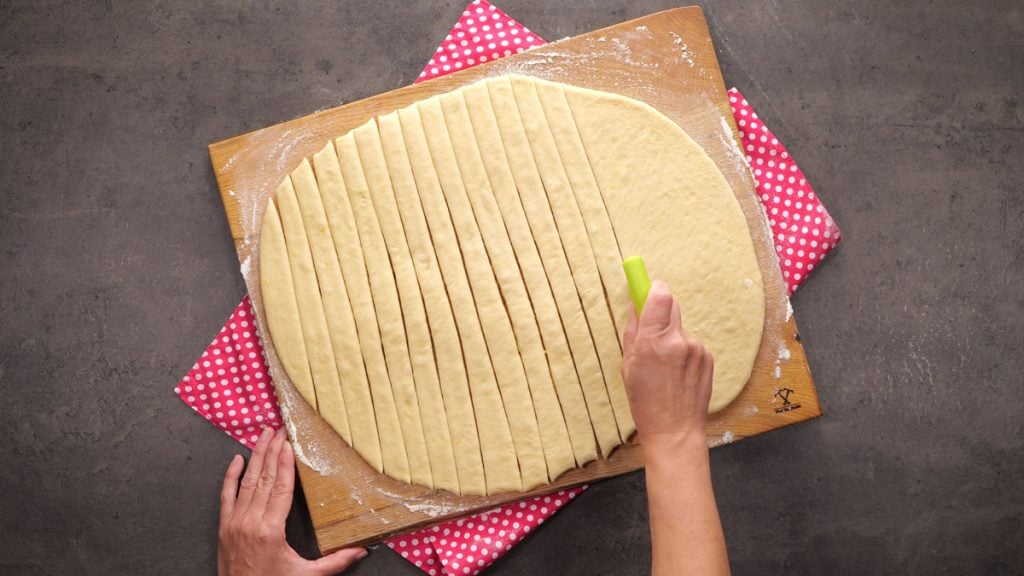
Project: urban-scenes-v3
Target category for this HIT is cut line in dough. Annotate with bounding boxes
[463,80,578,478]
[509,75,625,454]
[378,111,487,495]
[313,140,410,482]
[275,175,350,439]
[487,76,604,463]
[338,130,434,489]
[534,81,636,440]
[353,119,460,494]
[291,158,382,467]
[397,103,521,494]
[440,89,570,488]
[260,200,316,411]
[421,94,545,491]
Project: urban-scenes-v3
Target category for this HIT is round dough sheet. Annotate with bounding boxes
[259,74,765,495]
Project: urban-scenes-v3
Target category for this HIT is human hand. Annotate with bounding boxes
[218,427,367,576]
[621,280,714,451]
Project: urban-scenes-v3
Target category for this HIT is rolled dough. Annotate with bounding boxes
[258,74,765,495]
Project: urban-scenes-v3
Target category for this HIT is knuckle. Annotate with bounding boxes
[239,475,259,490]
[258,472,276,489]
[633,338,658,358]
[682,338,702,357]
[271,481,292,498]
[238,517,259,534]
[256,525,278,543]
[646,288,674,309]
[658,334,686,356]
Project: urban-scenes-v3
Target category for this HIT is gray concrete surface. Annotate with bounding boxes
[1,1,1021,574]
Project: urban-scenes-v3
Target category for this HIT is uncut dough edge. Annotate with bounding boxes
[562,81,765,412]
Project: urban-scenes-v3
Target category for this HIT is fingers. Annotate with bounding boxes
[698,348,715,404]
[638,280,675,335]
[219,454,244,525]
[683,338,705,388]
[669,296,682,334]
[310,548,369,575]
[234,426,275,514]
[264,438,296,527]
[247,428,287,518]
[622,309,639,356]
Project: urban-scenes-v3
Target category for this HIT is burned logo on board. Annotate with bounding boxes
[772,387,802,414]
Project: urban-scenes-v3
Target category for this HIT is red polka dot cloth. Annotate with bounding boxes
[174,298,282,448]
[415,0,545,84]
[176,2,841,573]
[727,89,841,292]
[387,490,583,575]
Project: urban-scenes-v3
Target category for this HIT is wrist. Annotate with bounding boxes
[640,430,707,461]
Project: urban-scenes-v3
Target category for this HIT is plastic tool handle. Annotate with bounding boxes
[622,256,652,314]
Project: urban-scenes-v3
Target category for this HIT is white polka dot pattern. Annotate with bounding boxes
[414,0,545,84]
[728,88,841,293]
[173,296,281,449]
[176,4,841,573]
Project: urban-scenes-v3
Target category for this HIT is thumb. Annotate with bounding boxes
[622,308,639,355]
[638,280,675,335]
[308,547,368,575]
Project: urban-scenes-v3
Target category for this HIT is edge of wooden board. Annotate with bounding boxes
[207,5,822,553]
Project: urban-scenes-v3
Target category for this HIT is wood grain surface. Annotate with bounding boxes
[208,6,820,553]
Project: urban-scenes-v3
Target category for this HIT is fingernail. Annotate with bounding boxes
[260,427,273,440]
[276,427,286,438]
[357,549,369,560]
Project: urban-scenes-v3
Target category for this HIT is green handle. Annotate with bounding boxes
[622,256,652,314]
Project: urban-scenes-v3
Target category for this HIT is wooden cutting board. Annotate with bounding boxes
[208,6,820,553]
